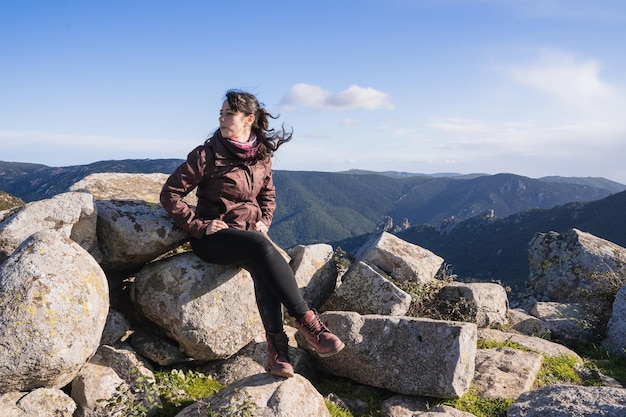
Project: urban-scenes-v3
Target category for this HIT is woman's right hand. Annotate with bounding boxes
[205,219,229,235]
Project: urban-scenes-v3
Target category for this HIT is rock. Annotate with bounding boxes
[128,329,187,366]
[71,344,157,417]
[437,282,508,328]
[355,231,444,284]
[174,373,331,417]
[506,385,626,417]
[289,243,339,309]
[413,406,478,416]
[380,395,477,416]
[473,347,543,399]
[70,172,199,205]
[0,388,76,417]
[200,328,314,386]
[96,199,188,271]
[100,308,132,346]
[0,190,100,262]
[131,252,263,360]
[322,261,411,315]
[507,308,551,338]
[0,230,109,393]
[299,311,476,398]
[478,329,582,364]
[530,302,594,348]
[71,362,125,417]
[527,228,626,305]
[602,283,626,357]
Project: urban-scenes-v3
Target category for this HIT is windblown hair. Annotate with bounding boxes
[224,89,293,162]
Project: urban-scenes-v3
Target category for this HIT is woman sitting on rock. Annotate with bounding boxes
[160,89,344,377]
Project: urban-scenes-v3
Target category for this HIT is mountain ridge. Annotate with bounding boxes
[2,159,626,290]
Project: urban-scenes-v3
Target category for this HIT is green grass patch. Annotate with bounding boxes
[326,400,355,417]
[535,355,582,387]
[155,369,223,416]
[477,339,529,351]
[439,387,513,417]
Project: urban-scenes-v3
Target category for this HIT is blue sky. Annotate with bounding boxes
[2,0,626,184]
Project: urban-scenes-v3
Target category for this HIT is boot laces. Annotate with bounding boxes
[300,311,330,338]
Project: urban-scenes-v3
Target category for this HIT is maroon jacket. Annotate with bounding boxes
[160,135,276,239]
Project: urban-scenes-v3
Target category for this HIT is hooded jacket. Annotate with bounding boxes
[160,133,276,239]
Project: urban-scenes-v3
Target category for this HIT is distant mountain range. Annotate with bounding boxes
[2,159,625,296]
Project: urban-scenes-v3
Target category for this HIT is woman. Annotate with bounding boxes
[160,89,344,378]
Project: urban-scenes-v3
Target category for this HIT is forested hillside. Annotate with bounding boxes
[1,159,624,251]
[386,190,626,295]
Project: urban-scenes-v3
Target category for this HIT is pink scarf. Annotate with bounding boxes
[217,132,261,161]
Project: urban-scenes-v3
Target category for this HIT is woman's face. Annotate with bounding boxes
[219,100,254,142]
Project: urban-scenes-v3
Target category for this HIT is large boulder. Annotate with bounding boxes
[0,230,109,393]
[437,282,508,328]
[0,388,77,417]
[71,344,157,417]
[96,199,188,271]
[289,243,339,309]
[322,261,411,315]
[174,373,330,417]
[506,385,626,417]
[527,228,626,305]
[0,190,99,263]
[354,232,444,284]
[70,172,189,204]
[132,252,263,360]
[298,311,476,399]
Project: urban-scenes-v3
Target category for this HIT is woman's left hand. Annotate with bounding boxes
[254,221,268,233]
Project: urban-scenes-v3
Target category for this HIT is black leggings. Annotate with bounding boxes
[190,228,309,333]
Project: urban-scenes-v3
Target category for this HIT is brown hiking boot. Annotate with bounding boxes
[266,331,294,378]
[296,310,345,358]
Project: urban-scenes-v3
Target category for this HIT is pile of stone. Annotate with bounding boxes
[0,173,624,417]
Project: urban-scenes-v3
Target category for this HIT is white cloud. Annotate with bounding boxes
[341,118,361,126]
[506,49,618,109]
[429,118,491,133]
[280,83,394,111]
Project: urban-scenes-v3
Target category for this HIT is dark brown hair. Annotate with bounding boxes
[224,89,293,162]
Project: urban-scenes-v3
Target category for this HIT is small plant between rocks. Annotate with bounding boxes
[439,386,513,417]
[100,368,223,417]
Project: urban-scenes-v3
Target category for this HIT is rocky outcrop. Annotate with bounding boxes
[0,174,624,416]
